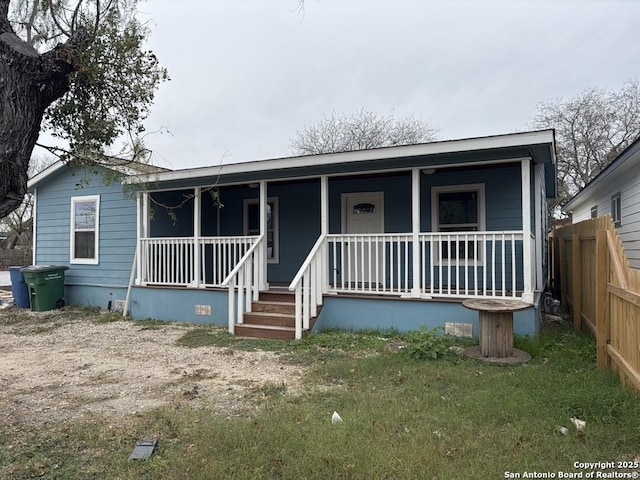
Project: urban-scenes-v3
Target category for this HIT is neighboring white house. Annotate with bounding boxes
[563,136,640,269]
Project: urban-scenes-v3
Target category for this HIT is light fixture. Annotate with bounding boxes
[421,168,436,175]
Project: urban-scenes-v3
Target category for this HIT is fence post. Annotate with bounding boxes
[595,229,610,369]
[559,238,568,310]
[572,234,582,331]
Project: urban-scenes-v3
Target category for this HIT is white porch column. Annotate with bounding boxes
[320,175,329,294]
[136,191,149,286]
[320,176,329,235]
[521,159,533,303]
[193,187,202,288]
[259,180,268,290]
[411,168,421,298]
[534,164,543,292]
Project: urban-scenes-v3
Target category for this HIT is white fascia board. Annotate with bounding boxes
[126,130,555,185]
[27,159,168,190]
[27,160,67,190]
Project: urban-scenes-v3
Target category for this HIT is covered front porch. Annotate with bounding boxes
[133,158,544,339]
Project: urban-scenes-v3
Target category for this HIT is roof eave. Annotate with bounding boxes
[126,129,556,185]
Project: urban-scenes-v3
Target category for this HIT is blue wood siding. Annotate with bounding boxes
[421,164,523,231]
[148,166,525,286]
[268,181,321,283]
[149,189,194,237]
[329,172,412,233]
[35,166,137,292]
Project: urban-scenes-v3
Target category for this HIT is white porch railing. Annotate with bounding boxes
[140,231,532,338]
[322,231,528,298]
[288,230,530,340]
[288,233,327,340]
[418,231,526,298]
[139,237,195,286]
[139,236,258,287]
[328,234,414,295]
[221,235,265,335]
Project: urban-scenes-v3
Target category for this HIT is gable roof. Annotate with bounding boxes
[28,159,171,190]
[126,130,557,193]
[563,135,640,212]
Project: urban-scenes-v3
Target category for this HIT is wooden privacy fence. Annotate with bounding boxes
[549,215,640,393]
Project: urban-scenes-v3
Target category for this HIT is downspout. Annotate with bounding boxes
[31,188,37,265]
[125,191,143,317]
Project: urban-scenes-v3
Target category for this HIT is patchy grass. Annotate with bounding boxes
[92,311,124,324]
[133,318,176,330]
[1,316,640,479]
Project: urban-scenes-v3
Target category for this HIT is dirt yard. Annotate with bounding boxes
[0,308,306,427]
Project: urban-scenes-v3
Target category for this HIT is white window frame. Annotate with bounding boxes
[244,197,279,263]
[70,195,100,265]
[611,192,622,227]
[431,184,486,265]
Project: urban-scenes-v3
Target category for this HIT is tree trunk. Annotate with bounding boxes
[0,0,81,218]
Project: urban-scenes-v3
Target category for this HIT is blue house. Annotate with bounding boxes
[28,130,557,339]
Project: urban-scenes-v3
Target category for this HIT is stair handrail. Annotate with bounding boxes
[289,233,327,339]
[222,234,265,335]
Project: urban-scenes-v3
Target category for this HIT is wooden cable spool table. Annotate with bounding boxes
[462,298,532,365]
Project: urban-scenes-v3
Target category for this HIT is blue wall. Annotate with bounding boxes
[129,287,228,326]
[199,182,322,284]
[125,287,540,337]
[315,296,540,337]
[149,189,195,237]
[35,165,137,292]
[146,165,526,286]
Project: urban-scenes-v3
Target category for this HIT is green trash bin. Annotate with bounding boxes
[20,265,69,312]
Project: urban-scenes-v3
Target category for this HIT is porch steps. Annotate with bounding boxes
[234,291,318,340]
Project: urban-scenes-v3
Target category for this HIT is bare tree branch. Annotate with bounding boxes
[531,78,640,218]
[290,108,438,155]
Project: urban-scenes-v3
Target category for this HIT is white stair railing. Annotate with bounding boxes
[289,234,327,340]
[221,235,265,335]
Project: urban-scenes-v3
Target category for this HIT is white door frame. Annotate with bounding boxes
[341,191,385,233]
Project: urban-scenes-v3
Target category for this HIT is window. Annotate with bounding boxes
[611,192,622,227]
[244,198,279,262]
[353,203,376,214]
[432,185,485,261]
[71,195,100,264]
[591,206,598,218]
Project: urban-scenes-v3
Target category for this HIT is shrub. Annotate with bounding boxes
[404,326,451,360]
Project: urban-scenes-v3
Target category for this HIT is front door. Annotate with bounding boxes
[343,192,384,288]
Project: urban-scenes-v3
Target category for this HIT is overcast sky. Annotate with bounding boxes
[133,0,640,170]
